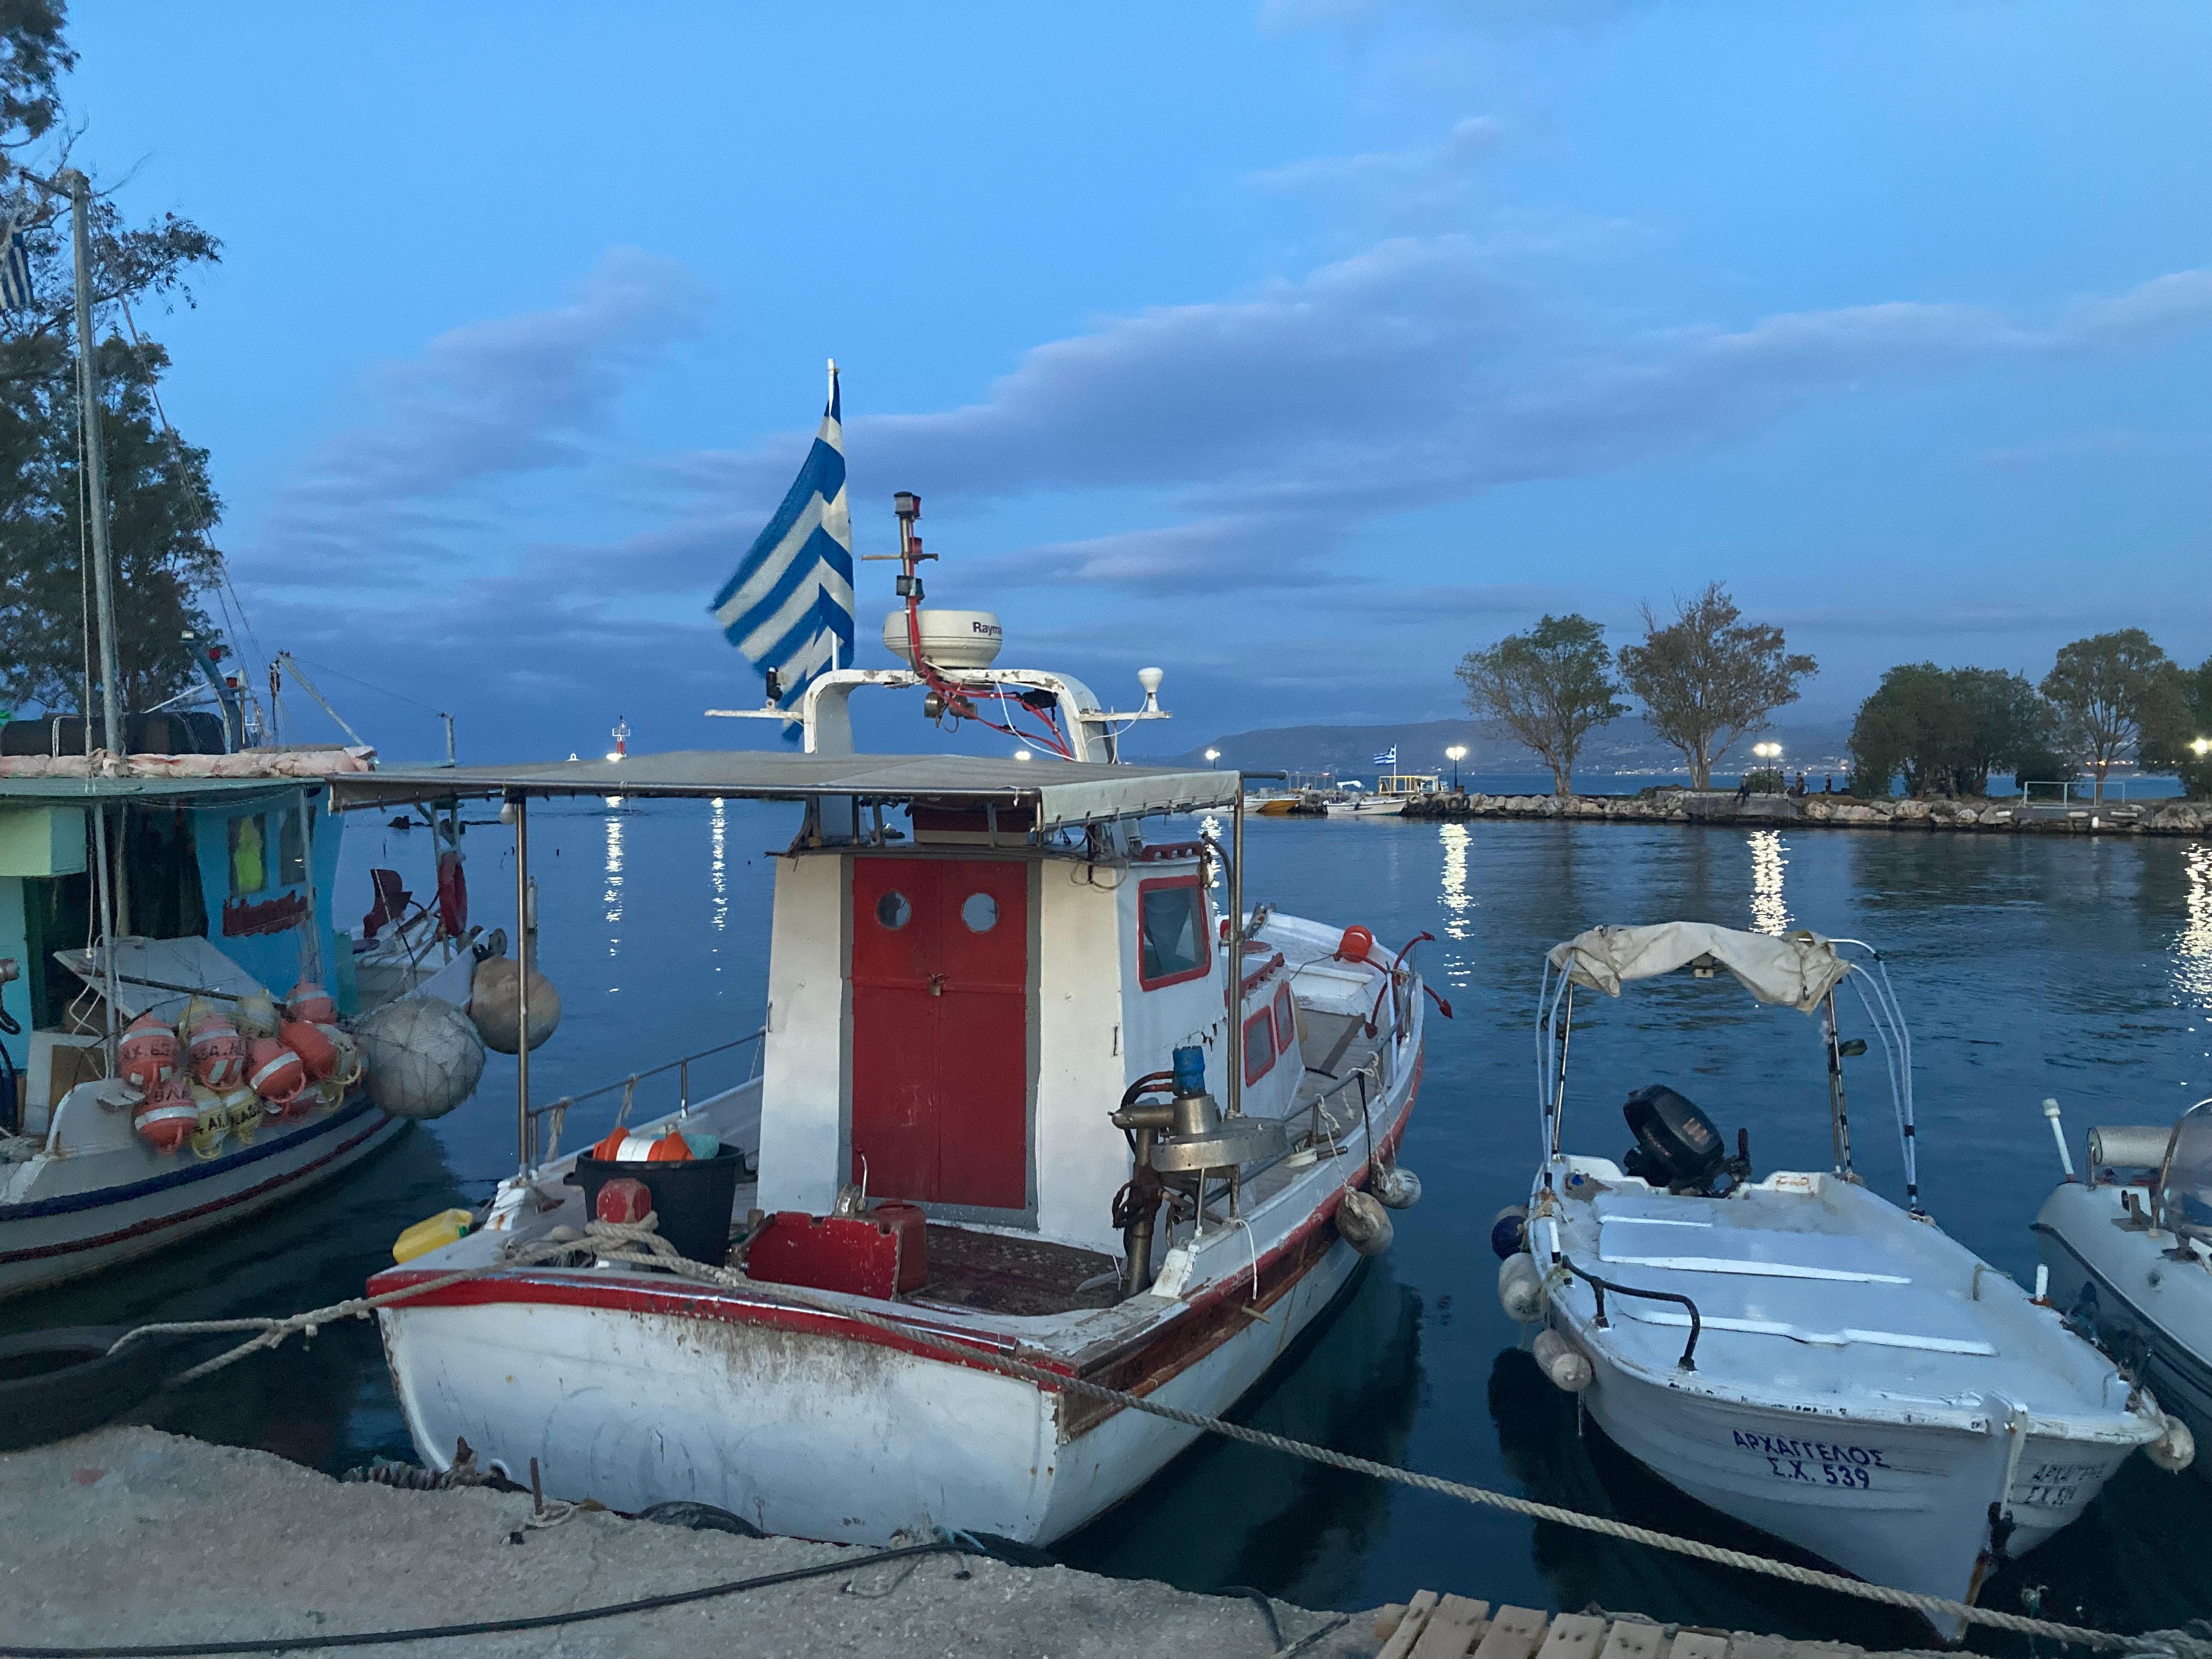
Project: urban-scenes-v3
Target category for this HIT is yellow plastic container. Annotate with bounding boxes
[392,1207,473,1265]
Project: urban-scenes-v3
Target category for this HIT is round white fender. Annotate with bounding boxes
[1532,1327,1593,1392]
[1498,1251,1545,1323]
[1336,1189,1394,1257]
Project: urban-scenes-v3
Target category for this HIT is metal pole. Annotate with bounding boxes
[297,786,323,985]
[511,791,532,1173]
[1226,787,1245,1118]
[1823,990,1853,1177]
[441,713,456,767]
[67,172,126,759]
[88,802,120,1075]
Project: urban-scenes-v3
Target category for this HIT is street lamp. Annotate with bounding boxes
[1013,748,1032,762]
[1205,748,1220,768]
[1752,741,1782,761]
[1446,744,1467,791]
[2194,737,2211,758]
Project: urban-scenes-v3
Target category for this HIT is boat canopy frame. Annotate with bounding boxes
[1534,921,1923,1212]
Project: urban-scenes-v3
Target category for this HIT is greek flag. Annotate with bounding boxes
[1373,746,1397,769]
[0,209,32,312]
[709,362,855,716]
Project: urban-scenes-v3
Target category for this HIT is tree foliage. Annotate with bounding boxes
[1616,583,1815,789]
[0,16,225,719]
[2039,630,2189,806]
[1457,613,1625,795]
[2139,653,2212,801]
[1846,663,2060,798]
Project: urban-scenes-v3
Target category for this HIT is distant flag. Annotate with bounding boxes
[709,360,855,722]
[1373,746,1398,769]
[0,207,32,313]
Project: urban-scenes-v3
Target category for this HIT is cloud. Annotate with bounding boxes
[244,248,710,578]
[1249,116,1504,212]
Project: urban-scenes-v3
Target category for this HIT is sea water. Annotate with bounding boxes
[15,798,2211,1645]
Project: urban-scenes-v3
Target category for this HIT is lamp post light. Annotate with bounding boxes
[1014,748,1032,762]
[1446,744,1467,791]
[1752,741,1782,762]
[2194,737,2211,758]
[1205,748,1221,769]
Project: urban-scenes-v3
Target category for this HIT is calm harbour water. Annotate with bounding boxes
[16,793,2212,1646]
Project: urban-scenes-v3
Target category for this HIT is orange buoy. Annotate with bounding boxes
[285,980,336,1025]
[282,1018,338,1082]
[119,1012,179,1097]
[132,1076,198,1155]
[1335,924,1376,964]
[592,1128,695,1162]
[185,1010,247,1090]
[246,1037,307,1111]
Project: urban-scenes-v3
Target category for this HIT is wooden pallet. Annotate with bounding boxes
[1368,1596,1915,1659]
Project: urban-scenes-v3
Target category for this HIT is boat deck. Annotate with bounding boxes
[909,1226,1121,1317]
[1548,1161,2141,1425]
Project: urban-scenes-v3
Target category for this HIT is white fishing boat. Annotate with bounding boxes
[1505,922,2189,1638]
[357,488,1438,1545]
[0,764,498,1301]
[2034,1101,2212,1481]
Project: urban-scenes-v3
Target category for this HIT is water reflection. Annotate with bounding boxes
[603,812,625,964]
[1747,830,1791,936]
[1437,823,1474,995]
[710,797,729,938]
[1058,1263,1421,1606]
[2177,844,2212,1013]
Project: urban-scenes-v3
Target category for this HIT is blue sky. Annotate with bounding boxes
[58,2,2212,761]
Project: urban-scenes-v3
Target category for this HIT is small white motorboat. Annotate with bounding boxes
[1506,922,2189,1637]
[2034,1100,2212,1481]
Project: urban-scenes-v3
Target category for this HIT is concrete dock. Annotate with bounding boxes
[0,1428,1361,1657]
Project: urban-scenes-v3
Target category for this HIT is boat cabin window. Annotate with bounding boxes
[1244,1009,1276,1085]
[1137,876,1210,989]
[1272,982,1295,1050]
[278,806,308,886]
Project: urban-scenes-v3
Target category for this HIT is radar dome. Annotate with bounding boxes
[883,609,1003,670]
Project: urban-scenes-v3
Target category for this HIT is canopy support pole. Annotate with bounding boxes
[1822,989,1854,1179]
[510,789,532,1174]
[1226,785,1245,1118]
[1548,981,1575,1163]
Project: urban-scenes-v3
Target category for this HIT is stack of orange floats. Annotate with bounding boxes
[125,980,367,1157]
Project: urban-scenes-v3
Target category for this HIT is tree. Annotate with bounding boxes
[1847,663,2060,798]
[1617,583,1816,789]
[2140,653,2212,801]
[0,197,223,717]
[2040,630,2190,807]
[1456,614,1625,795]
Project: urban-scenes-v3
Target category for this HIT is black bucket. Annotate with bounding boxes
[567,1144,744,1266]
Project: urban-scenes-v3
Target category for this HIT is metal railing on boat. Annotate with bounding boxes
[526,1030,765,1165]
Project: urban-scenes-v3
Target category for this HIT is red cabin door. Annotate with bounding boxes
[850,858,1029,1210]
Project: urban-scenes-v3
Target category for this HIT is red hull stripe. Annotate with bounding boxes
[0,1110,398,1265]
[371,1049,1423,1396]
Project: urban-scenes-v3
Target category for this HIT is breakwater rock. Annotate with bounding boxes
[1398,789,2212,836]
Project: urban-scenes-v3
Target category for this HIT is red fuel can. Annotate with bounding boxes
[873,1201,929,1293]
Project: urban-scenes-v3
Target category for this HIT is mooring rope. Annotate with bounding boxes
[115,1220,2203,1655]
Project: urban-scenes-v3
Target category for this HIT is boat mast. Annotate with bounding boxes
[62,171,126,759]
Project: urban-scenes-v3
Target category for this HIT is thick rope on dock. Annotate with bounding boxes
[113,1220,2210,1656]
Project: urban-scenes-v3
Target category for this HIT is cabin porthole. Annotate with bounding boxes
[875,891,913,930]
[961,893,1000,933]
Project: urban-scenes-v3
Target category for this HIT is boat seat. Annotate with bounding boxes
[1596,1216,1911,1285]
[1610,1299,1995,1356]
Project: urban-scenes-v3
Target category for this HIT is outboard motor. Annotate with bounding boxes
[1622,1084,1748,1195]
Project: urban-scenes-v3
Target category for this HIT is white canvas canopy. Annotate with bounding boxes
[1546,922,1852,1014]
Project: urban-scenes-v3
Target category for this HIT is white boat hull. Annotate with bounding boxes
[1571,1328,2135,1629]
[2036,1181,2212,1483]
[0,1096,405,1301]
[1325,799,1406,817]
[381,1225,1367,1544]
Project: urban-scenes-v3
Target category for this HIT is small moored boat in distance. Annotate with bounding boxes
[1506,922,2190,1638]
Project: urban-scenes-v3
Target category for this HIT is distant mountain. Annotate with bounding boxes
[1139,715,1853,782]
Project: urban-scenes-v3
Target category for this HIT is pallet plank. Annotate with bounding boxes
[1728,1636,1796,1659]
[1535,1612,1610,1659]
[1408,1594,1493,1659]
[1667,1634,1731,1659]
[1376,1590,1443,1659]
[1598,1623,1666,1659]
[1471,1604,1553,1659]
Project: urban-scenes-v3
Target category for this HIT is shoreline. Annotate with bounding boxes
[1396,789,2211,836]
